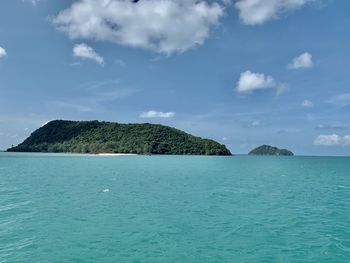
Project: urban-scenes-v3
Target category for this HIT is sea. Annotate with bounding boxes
[0,153,349,262]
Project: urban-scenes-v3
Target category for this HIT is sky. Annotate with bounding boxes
[0,0,350,155]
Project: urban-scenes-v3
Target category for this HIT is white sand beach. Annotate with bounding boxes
[97,153,137,156]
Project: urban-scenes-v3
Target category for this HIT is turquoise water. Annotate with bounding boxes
[1,153,350,262]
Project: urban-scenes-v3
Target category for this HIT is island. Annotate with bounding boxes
[248,145,294,156]
[7,120,232,155]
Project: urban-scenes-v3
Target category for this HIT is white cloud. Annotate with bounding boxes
[314,134,350,146]
[251,120,261,127]
[301,99,313,108]
[0,46,7,58]
[314,134,342,146]
[236,70,276,94]
[73,43,104,65]
[140,110,176,118]
[53,0,224,54]
[235,0,315,25]
[250,120,262,127]
[288,52,313,69]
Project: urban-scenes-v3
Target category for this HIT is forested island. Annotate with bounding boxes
[249,145,294,156]
[7,120,231,155]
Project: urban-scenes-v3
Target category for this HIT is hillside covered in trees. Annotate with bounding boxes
[7,120,231,155]
[248,145,294,156]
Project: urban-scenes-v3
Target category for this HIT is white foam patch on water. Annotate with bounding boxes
[102,189,110,193]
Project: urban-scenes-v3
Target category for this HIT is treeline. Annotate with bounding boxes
[8,120,231,155]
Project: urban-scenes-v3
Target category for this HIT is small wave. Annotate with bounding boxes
[336,185,350,189]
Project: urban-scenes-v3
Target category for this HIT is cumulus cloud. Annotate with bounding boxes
[235,0,315,25]
[53,0,224,54]
[314,134,350,146]
[140,110,176,118]
[0,46,7,58]
[288,52,313,69]
[73,43,104,65]
[236,70,276,94]
[301,99,313,108]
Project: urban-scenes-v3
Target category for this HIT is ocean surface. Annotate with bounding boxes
[1,153,350,262]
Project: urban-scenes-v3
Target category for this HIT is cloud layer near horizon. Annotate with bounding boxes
[314,134,350,146]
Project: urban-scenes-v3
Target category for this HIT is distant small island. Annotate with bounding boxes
[249,145,294,156]
[7,120,231,156]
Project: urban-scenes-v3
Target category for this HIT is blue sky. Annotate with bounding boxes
[1,0,350,155]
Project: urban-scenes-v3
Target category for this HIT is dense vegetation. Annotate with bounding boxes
[7,120,231,155]
[248,145,294,156]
